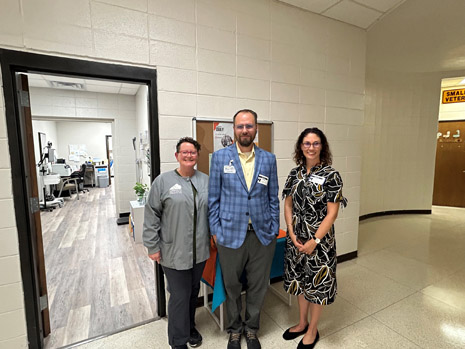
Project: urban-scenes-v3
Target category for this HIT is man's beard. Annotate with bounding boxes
[237,135,254,147]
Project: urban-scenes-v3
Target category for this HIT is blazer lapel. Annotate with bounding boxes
[249,145,262,192]
[229,145,248,192]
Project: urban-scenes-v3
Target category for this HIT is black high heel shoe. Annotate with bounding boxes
[282,324,309,340]
[297,330,319,349]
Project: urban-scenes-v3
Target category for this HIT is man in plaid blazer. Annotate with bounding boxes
[208,109,280,349]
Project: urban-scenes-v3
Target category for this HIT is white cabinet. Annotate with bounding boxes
[130,200,145,244]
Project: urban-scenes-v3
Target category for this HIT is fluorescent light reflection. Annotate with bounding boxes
[441,323,465,344]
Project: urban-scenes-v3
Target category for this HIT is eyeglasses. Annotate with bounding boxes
[235,124,255,130]
[302,142,321,149]
[179,151,198,156]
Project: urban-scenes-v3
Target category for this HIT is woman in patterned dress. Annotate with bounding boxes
[282,128,347,349]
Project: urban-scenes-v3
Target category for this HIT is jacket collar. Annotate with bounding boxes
[228,144,263,192]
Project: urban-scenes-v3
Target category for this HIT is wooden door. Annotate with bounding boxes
[433,120,465,207]
[16,73,51,337]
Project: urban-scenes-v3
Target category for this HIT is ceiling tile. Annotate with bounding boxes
[27,80,50,88]
[119,87,139,95]
[353,0,404,13]
[120,82,144,91]
[84,78,122,87]
[86,85,120,94]
[323,0,382,29]
[279,0,340,14]
[43,75,86,84]
[26,74,145,95]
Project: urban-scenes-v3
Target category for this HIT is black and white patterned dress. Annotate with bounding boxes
[282,164,347,305]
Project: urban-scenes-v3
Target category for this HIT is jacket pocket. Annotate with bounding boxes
[220,211,232,221]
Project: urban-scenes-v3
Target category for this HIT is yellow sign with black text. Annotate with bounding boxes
[443,89,465,104]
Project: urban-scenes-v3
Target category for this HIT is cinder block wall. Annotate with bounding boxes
[0,0,365,345]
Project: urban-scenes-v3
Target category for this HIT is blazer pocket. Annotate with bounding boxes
[219,211,232,221]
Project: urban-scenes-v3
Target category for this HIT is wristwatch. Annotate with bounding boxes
[314,237,321,244]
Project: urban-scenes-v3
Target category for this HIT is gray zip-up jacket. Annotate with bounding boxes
[143,169,210,270]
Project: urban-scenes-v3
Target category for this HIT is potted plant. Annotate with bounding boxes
[133,182,149,204]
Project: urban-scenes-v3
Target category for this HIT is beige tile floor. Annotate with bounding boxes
[79,206,465,349]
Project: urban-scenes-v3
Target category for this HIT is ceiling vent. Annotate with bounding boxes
[47,80,86,90]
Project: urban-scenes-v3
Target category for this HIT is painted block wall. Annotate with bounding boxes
[0,64,28,347]
[0,0,365,345]
[29,87,138,216]
[55,121,112,165]
[361,70,440,215]
[361,0,465,216]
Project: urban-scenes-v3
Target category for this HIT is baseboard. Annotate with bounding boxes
[337,250,357,263]
[116,212,130,225]
[359,209,431,221]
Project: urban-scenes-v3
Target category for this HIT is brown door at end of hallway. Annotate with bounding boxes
[433,120,465,207]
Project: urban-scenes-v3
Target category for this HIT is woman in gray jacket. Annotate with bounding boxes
[143,137,209,349]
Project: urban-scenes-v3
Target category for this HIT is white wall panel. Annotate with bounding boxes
[237,35,271,61]
[0,0,23,47]
[150,41,196,69]
[94,30,149,64]
[148,0,195,23]
[149,16,196,47]
[197,26,236,54]
[92,2,148,38]
[198,73,236,98]
[237,56,271,81]
[237,78,270,101]
[196,0,236,31]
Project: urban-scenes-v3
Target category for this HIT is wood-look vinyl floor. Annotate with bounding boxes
[41,186,157,348]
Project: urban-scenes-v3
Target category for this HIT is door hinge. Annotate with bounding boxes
[30,197,40,213]
[39,295,48,311]
[19,90,30,107]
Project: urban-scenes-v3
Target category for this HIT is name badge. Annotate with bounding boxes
[169,183,182,194]
[257,174,269,186]
[224,165,236,174]
[310,174,325,185]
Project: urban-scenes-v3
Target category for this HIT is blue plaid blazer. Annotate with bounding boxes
[208,144,280,249]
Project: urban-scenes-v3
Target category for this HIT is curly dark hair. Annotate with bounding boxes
[176,137,201,153]
[293,127,332,166]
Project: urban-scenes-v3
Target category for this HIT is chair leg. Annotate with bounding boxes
[74,180,79,200]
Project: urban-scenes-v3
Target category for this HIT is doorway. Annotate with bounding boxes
[433,120,465,207]
[432,77,465,208]
[0,49,164,349]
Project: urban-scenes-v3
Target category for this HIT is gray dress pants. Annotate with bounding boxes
[217,230,276,333]
[162,261,206,346]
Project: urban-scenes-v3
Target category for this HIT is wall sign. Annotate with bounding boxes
[442,88,465,103]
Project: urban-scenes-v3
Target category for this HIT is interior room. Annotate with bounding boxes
[27,74,156,347]
[1,0,465,348]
